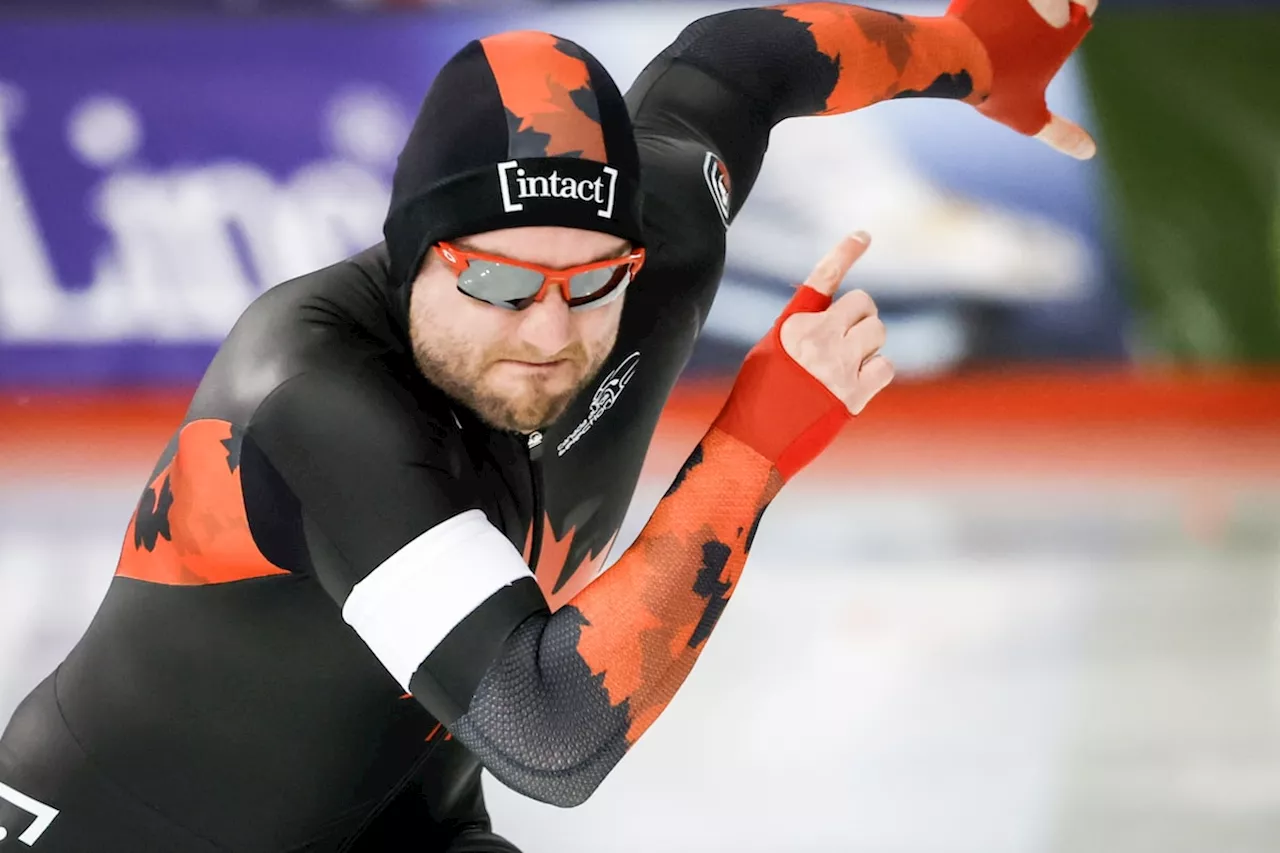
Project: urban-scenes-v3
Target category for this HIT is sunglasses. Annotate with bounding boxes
[433,241,646,312]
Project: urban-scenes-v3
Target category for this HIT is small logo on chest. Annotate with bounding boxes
[557,351,640,457]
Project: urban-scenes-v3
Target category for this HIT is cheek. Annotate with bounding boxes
[414,279,517,361]
[574,301,624,352]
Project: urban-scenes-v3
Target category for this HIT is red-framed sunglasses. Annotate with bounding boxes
[433,241,646,312]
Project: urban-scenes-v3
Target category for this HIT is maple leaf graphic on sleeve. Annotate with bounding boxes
[134,475,175,552]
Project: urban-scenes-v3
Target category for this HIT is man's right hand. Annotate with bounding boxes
[712,230,894,483]
[780,232,894,416]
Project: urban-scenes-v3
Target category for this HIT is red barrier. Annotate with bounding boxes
[4,369,1279,481]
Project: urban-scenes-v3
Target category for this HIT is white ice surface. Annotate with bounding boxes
[3,475,1279,852]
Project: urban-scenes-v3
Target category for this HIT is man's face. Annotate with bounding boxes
[408,225,630,434]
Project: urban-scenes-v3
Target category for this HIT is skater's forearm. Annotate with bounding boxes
[432,427,781,806]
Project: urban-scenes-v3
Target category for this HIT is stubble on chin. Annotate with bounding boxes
[412,343,608,434]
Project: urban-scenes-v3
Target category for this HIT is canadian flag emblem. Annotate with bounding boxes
[702,151,731,227]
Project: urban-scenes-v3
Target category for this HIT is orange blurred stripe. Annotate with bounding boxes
[4,369,1280,480]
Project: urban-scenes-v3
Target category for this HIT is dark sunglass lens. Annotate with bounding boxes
[568,264,630,303]
[456,261,544,308]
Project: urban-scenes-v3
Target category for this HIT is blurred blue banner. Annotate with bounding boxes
[0,1,1127,387]
[0,14,498,385]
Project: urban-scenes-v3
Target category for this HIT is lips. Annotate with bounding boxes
[501,359,567,368]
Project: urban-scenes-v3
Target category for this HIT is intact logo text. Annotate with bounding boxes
[498,160,618,220]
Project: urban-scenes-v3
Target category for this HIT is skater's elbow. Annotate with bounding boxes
[516,773,601,809]
[473,727,630,809]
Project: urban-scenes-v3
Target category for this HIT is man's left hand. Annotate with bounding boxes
[949,0,1100,159]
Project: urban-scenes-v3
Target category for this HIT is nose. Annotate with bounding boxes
[516,283,574,356]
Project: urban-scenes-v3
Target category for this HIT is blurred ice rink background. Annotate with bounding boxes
[3,0,1280,850]
[5,389,1279,852]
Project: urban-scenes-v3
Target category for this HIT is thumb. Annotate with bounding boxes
[1035,112,1097,160]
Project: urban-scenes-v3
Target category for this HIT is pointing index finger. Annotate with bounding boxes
[802,231,871,298]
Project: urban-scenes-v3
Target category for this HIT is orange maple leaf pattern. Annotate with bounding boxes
[481,31,608,162]
[522,514,620,613]
[115,420,289,586]
[775,4,992,113]
[570,428,782,744]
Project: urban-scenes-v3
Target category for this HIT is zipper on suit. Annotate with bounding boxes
[526,431,545,572]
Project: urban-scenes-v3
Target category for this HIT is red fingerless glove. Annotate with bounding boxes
[948,0,1092,135]
[712,286,852,484]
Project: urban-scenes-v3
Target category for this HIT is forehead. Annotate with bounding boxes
[458,226,630,267]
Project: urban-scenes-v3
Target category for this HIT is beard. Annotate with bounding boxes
[412,326,616,434]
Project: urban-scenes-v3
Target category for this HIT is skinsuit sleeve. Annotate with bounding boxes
[624,3,996,231]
